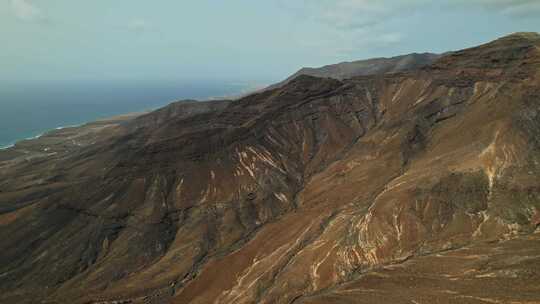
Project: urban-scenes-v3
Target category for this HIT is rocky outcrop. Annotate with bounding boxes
[1,33,540,304]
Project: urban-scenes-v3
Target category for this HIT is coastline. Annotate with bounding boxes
[0,144,15,150]
[0,95,242,151]
[0,125,82,151]
[0,111,148,163]
[0,87,260,152]
[0,112,146,153]
[0,111,151,152]
[0,133,44,150]
[0,83,259,152]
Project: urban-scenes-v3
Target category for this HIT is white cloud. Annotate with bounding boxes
[446,0,540,17]
[278,0,539,58]
[126,19,152,33]
[378,32,403,44]
[476,0,540,16]
[468,0,540,9]
[282,0,540,32]
[10,0,43,22]
[277,1,413,58]
[280,0,426,30]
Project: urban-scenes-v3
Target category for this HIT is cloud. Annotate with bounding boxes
[377,32,403,44]
[278,0,539,58]
[280,0,426,31]
[470,0,540,16]
[338,31,404,57]
[10,0,43,22]
[282,0,540,32]
[277,1,413,58]
[126,19,153,33]
[467,0,540,10]
[445,0,540,17]
[292,26,405,60]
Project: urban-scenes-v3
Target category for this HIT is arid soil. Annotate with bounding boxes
[1,33,540,304]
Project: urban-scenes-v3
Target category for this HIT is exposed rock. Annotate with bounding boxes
[1,32,540,303]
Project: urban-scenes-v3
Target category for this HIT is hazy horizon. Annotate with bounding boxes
[2,1,540,147]
[2,1,540,87]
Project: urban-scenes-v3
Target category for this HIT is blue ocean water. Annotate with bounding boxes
[0,81,249,148]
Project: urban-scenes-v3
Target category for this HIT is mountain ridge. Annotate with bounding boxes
[266,52,441,91]
[1,32,540,304]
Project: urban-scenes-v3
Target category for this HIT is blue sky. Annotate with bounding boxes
[1,0,540,87]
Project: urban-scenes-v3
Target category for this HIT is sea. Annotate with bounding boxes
[0,81,255,149]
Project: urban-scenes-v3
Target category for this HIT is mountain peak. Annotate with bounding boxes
[3,32,540,304]
[266,52,440,90]
[505,31,540,40]
[489,31,540,47]
[430,32,540,71]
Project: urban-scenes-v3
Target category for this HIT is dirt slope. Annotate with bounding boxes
[1,32,540,304]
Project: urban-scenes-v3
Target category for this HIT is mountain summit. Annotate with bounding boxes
[267,52,440,90]
[1,33,540,304]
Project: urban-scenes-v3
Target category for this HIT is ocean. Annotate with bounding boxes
[0,81,253,148]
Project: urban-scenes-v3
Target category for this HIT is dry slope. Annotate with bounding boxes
[1,33,540,304]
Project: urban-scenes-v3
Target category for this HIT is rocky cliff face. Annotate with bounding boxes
[1,33,540,304]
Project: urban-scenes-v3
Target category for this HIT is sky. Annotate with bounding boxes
[1,0,540,87]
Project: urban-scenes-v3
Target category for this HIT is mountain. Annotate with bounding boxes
[266,52,440,90]
[1,32,540,304]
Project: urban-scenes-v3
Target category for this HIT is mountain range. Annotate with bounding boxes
[266,52,440,90]
[1,32,540,304]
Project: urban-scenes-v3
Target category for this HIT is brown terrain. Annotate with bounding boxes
[1,32,540,304]
[266,52,440,90]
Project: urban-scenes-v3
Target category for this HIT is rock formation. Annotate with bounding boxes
[1,32,540,304]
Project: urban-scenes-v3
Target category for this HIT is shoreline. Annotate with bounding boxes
[0,85,259,152]
[0,125,82,151]
[0,92,253,152]
[0,133,44,150]
[0,144,15,150]
[0,112,149,152]
[0,110,148,163]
